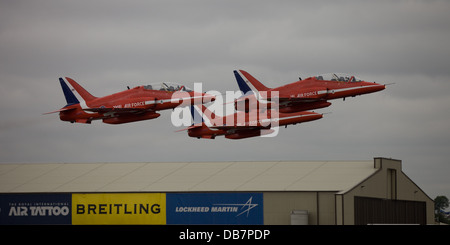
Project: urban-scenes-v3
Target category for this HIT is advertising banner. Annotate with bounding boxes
[0,193,71,225]
[72,193,166,224]
[166,193,263,224]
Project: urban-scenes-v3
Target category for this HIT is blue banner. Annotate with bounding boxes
[0,193,71,224]
[166,193,263,224]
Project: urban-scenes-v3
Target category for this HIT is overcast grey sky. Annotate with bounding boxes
[1,0,449,200]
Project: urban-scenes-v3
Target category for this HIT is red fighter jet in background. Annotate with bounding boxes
[233,70,386,113]
[45,77,214,124]
[179,104,323,139]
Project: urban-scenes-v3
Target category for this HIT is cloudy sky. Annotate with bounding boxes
[1,0,449,200]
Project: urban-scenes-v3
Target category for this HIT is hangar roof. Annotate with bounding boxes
[0,161,378,193]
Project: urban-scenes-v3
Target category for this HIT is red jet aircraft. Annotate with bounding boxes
[179,105,322,139]
[233,70,386,113]
[45,77,214,124]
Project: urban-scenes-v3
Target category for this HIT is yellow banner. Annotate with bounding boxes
[72,193,166,224]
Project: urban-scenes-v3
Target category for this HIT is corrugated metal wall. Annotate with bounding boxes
[354,196,426,225]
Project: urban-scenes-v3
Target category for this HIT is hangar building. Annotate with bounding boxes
[0,157,434,225]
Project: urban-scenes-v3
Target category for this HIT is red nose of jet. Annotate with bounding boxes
[361,82,385,95]
[372,83,386,92]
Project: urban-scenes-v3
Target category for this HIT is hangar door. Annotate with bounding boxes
[354,196,426,225]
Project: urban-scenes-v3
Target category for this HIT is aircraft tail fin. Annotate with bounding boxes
[234,70,271,93]
[63,77,97,102]
[176,104,223,133]
[192,104,223,126]
[190,104,224,126]
[190,105,204,125]
[59,78,80,106]
[175,105,206,132]
[43,79,80,115]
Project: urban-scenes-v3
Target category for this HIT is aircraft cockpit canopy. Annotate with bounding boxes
[142,82,193,92]
[312,73,363,83]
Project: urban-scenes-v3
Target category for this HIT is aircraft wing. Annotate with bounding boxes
[264,87,329,104]
[275,97,321,103]
[210,125,268,131]
[84,107,151,114]
[175,123,203,132]
[42,107,76,115]
[175,123,264,132]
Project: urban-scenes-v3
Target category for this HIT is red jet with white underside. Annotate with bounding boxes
[179,104,322,139]
[45,77,214,124]
[234,70,386,113]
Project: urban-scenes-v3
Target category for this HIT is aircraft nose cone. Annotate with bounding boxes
[364,82,385,93]
[374,83,386,92]
[355,82,386,96]
[378,84,386,91]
